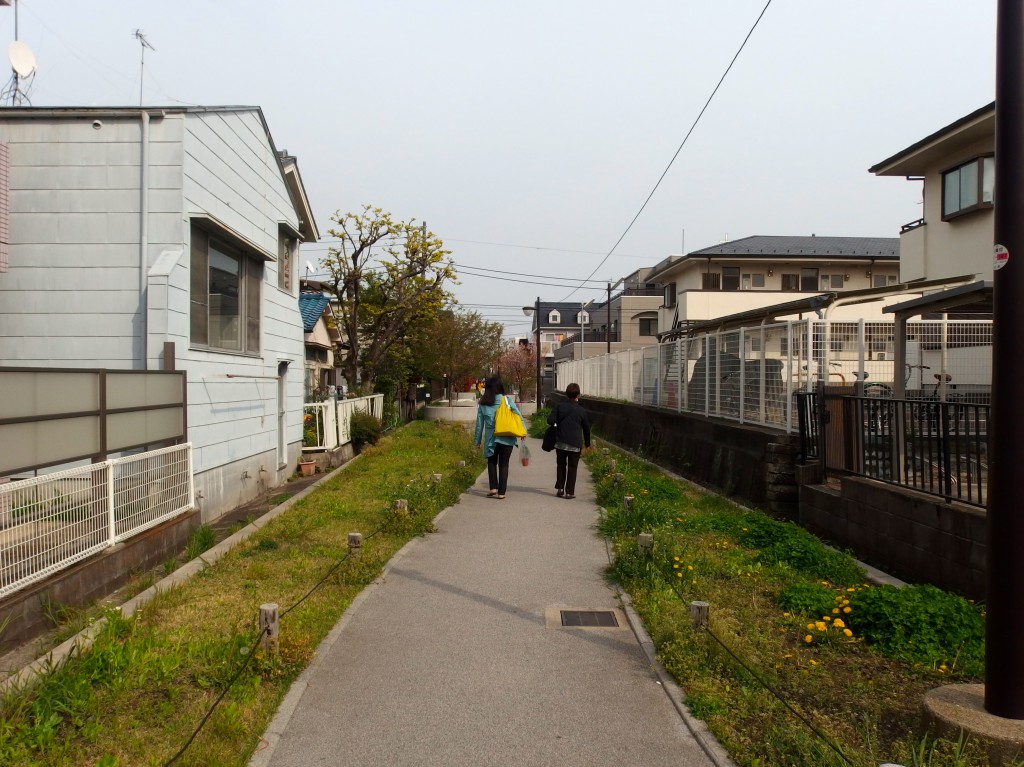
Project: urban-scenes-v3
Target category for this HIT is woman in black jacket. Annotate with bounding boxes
[547,382,591,499]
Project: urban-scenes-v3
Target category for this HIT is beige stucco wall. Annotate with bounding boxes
[907,135,994,283]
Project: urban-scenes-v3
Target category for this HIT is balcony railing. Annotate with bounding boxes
[559,330,619,347]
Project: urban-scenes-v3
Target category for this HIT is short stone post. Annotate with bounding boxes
[690,600,709,630]
[348,532,363,560]
[608,459,617,471]
[638,533,653,554]
[602,448,609,456]
[623,495,634,514]
[260,603,279,655]
[394,499,408,513]
[432,473,442,483]
[457,460,466,468]
[614,473,624,484]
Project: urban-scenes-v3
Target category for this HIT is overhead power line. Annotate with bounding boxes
[561,0,775,301]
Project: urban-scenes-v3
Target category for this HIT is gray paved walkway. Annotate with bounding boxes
[249,436,729,767]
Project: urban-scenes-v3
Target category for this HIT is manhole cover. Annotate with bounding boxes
[544,607,627,630]
[560,610,618,627]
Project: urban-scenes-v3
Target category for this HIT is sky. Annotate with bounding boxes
[0,1,999,339]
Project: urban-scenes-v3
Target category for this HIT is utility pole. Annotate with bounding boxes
[986,0,1024,719]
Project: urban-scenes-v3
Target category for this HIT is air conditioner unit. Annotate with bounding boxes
[875,352,888,361]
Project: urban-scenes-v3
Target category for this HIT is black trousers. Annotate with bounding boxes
[487,442,515,494]
[555,448,582,495]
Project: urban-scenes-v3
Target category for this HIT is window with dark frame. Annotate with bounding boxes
[190,223,263,354]
[664,282,677,307]
[942,155,994,220]
[638,317,657,336]
[781,274,799,291]
[800,267,819,291]
[721,266,740,291]
[701,273,721,291]
[741,273,765,290]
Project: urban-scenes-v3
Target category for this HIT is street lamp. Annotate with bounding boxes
[522,297,541,403]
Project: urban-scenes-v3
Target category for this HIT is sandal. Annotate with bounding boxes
[487,490,498,497]
[496,494,505,500]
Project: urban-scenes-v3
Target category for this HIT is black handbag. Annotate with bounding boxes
[542,425,557,452]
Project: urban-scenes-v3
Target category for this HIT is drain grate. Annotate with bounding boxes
[560,610,619,628]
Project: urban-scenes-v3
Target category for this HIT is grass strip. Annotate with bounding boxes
[0,421,483,767]
[587,443,998,767]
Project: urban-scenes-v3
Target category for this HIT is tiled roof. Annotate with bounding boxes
[688,235,899,259]
[298,292,331,332]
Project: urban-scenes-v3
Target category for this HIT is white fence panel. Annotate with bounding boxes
[554,320,993,433]
[0,443,194,599]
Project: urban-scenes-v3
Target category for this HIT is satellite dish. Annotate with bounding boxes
[9,41,36,78]
[305,260,314,275]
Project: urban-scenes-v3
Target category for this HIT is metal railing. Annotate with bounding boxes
[555,319,993,434]
[0,443,195,599]
[803,391,989,508]
[302,394,384,452]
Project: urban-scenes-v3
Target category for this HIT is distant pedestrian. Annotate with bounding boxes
[547,383,591,499]
[474,376,524,499]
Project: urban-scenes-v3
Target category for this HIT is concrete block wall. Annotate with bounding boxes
[577,397,800,517]
[800,477,985,599]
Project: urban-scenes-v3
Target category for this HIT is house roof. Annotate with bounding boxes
[645,235,899,282]
[298,292,331,333]
[869,102,995,177]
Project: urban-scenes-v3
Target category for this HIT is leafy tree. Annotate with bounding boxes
[414,309,503,397]
[320,205,456,394]
[498,340,537,401]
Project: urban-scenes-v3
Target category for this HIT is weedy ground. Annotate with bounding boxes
[586,443,1000,767]
[0,421,483,767]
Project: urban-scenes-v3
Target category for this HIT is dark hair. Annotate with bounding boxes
[566,383,581,400]
[479,376,506,406]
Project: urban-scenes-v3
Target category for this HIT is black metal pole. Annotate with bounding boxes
[987,0,1024,719]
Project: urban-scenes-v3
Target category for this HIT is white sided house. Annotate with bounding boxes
[0,106,320,521]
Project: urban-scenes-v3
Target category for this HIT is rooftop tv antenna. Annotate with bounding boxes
[133,29,155,106]
[1,0,36,106]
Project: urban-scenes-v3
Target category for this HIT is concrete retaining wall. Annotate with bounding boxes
[0,509,200,652]
[577,397,800,516]
[800,477,985,599]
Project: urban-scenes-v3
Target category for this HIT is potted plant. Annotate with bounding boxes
[298,458,316,476]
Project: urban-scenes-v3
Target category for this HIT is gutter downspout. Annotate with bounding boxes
[139,110,151,370]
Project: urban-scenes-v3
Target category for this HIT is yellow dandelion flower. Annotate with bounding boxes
[815,622,827,632]
[843,629,853,637]
[832,608,840,614]
[847,587,856,592]
[832,618,845,628]
[673,564,679,569]
[806,623,816,631]
[673,556,679,561]
[783,612,790,617]
[692,579,697,584]
[804,635,813,643]
[676,572,683,578]
[783,653,793,659]
[687,565,693,571]
[843,606,852,614]
[809,659,817,666]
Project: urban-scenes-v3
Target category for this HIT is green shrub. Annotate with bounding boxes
[350,410,384,449]
[846,584,985,674]
[777,582,836,618]
[528,407,552,438]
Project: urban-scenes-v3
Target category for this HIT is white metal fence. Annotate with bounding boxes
[302,394,385,452]
[556,320,993,432]
[0,443,195,599]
